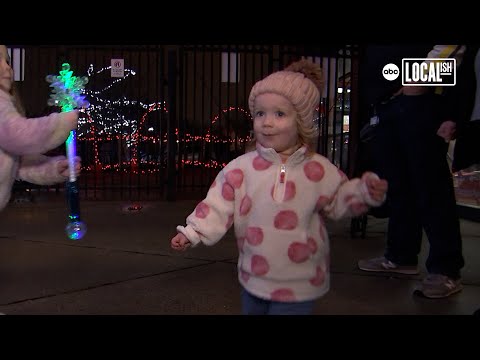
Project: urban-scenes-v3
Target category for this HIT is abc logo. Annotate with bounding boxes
[382,63,400,81]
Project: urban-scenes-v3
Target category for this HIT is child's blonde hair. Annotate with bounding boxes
[247,58,323,155]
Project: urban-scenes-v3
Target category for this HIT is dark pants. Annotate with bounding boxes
[241,288,316,315]
[372,93,464,279]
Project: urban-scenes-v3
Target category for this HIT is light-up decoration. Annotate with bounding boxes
[72,64,331,174]
[46,63,89,240]
[77,64,157,142]
[74,63,254,172]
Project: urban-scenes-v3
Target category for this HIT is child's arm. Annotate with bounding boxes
[0,94,78,156]
[175,168,236,247]
[17,155,81,185]
[321,166,387,221]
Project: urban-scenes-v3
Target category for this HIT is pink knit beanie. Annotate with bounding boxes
[248,59,323,130]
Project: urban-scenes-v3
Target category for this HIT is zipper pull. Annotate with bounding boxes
[280,165,286,183]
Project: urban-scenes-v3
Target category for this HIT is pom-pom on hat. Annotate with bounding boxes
[248,58,323,131]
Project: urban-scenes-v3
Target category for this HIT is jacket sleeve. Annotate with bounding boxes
[0,94,75,156]
[17,155,66,185]
[426,45,466,62]
[424,45,479,124]
[176,167,236,247]
[321,164,385,221]
[438,44,480,124]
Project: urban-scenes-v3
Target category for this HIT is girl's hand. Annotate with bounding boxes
[364,173,388,203]
[171,233,192,251]
[57,156,82,178]
[62,110,80,130]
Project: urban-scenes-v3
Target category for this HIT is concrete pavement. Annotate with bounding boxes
[0,196,479,315]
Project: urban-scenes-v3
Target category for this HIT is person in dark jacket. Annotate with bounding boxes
[357,44,475,299]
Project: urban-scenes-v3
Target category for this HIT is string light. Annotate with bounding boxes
[76,64,330,174]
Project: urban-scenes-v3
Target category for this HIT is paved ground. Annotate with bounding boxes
[0,195,479,315]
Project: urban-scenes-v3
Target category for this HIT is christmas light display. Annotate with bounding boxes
[77,64,161,140]
[73,64,326,174]
[77,64,255,172]
[46,63,89,240]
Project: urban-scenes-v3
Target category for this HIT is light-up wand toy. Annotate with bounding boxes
[46,63,89,240]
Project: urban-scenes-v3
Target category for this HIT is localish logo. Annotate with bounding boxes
[401,58,456,86]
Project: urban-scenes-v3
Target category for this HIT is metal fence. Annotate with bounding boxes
[8,44,357,202]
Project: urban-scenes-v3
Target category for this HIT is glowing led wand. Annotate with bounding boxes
[46,63,89,240]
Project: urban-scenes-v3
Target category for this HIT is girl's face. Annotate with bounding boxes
[0,45,13,93]
[253,93,300,158]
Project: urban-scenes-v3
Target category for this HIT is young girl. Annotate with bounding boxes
[170,59,388,315]
[0,45,81,210]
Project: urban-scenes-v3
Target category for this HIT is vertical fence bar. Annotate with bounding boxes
[166,49,178,201]
[339,46,347,172]
[348,45,360,178]
[158,45,166,199]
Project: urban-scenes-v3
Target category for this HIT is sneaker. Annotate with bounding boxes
[358,256,420,275]
[414,274,463,299]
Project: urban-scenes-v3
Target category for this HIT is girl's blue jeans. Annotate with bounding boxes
[241,287,315,315]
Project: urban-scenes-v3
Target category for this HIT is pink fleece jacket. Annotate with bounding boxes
[177,144,385,303]
[0,90,71,210]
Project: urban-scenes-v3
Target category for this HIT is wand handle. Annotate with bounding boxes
[66,130,77,182]
[66,180,81,220]
[66,129,80,219]
[65,128,86,240]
